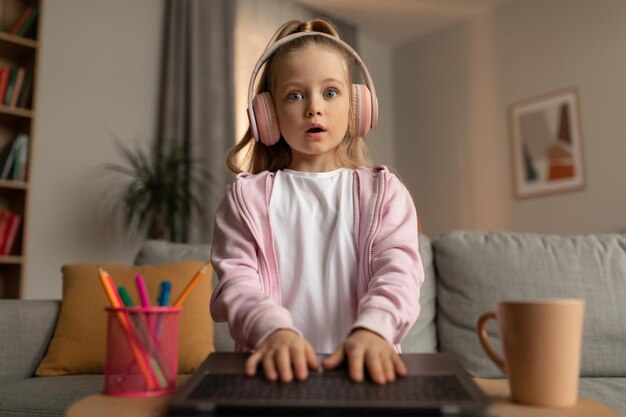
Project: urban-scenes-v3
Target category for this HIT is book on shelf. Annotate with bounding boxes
[0,68,9,104]
[14,133,28,181]
[9,6,38,37]
[0,137,19,179]
[9,6,33,35]
[0,64,30,110]
[0,211,11,254]
[3,65,18,106]
[18,7,38,37]
[2,65,28,108]
[0,210,21,256]
[0,133,28,181]
[9,67,26,108]
[16,69,33,109]
[3,211,21,255]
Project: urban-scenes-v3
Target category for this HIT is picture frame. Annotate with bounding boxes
[508,87,585,198]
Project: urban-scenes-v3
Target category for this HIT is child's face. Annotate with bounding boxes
[272,45,351,171]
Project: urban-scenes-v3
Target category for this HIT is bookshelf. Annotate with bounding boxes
[0,0,41,298]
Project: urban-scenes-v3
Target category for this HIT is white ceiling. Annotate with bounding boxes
[289,0,513,46]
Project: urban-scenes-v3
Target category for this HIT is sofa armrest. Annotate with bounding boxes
[0,300,60,383]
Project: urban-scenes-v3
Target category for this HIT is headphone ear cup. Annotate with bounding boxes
[252,92,280,145]
[351,84,373,137]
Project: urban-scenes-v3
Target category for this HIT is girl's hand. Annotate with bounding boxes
[245,329,318,382]
[322,328,407,385]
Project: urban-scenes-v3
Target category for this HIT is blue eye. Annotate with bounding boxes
[324,89,338,98]
[288,92,303,101]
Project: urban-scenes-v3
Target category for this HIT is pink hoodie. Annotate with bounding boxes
[210,165,424,352]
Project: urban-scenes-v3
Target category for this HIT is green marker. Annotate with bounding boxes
[117,286,135,307]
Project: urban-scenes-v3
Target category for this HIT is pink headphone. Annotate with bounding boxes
[247,31,379,146]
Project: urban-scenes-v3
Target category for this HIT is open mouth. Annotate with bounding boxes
[306,127,325,133]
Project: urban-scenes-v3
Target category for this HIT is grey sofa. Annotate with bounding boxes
[1,230,625,417]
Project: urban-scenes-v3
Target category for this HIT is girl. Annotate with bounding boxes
[210,19,424,385]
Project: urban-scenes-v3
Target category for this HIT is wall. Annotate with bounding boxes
[394,0,626,238]
[357,31,395,168]
[25,0,165,298]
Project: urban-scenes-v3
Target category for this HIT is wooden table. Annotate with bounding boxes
[473,379,620,417]
[65,378,620,417]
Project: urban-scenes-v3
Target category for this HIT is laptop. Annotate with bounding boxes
[167,352,491,416]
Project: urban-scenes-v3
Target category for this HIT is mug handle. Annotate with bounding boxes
[476,312,507,375]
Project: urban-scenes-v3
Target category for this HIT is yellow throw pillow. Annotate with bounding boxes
[36,262,214,376]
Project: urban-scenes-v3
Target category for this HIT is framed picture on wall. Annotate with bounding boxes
[508,87,586,198]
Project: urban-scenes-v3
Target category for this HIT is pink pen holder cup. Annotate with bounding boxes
[104,306,181,397]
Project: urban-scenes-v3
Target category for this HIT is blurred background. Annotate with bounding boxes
[20,0,626,298]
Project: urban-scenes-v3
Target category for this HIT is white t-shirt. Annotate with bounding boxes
[269,168,358,353]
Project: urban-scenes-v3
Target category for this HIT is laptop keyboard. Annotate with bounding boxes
[189,373,471,403]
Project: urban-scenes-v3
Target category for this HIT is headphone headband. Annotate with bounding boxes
[247,31,378,143]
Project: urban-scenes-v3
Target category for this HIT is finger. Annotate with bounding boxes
[322,348,344,370]
[276,347,293,383]
[262,351,278,381]
[305,343,319,370]
[291,346,308,381]
[245,351,263,376]
[365,351,386,385]
[393,354,408,377]
[347,348,365,383]
[382,355,395,382]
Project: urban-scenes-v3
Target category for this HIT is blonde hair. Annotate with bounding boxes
[227,19,372,174]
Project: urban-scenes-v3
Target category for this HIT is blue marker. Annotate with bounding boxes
[157,281,172,307]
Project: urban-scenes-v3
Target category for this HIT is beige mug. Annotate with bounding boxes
[476,299,585,407]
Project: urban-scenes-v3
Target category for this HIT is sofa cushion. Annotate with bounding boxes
[0,375,103,417]
[434,230,626,378]
[36,262,214,376]
[401,233,437,353]
[579,377,626,416]
[134,239,211,265]
[0,300,60,384]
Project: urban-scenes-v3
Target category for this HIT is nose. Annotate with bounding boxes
[305,96,322,117]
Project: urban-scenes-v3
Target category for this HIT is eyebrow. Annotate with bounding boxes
[278,77,347,90]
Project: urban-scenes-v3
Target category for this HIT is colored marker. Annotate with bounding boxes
[118,286,135,307]
[173,263,209,307]
[157,281,172,306]
[135,274,152,307]
[134,274,166,361]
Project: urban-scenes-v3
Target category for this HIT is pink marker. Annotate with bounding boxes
[135,274,151,307]
[135,273,161,356]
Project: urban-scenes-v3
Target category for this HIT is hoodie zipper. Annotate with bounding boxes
[366,171,387,281]
[234,181,273,296]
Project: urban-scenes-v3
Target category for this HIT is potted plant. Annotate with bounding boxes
[105,139,206,242]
